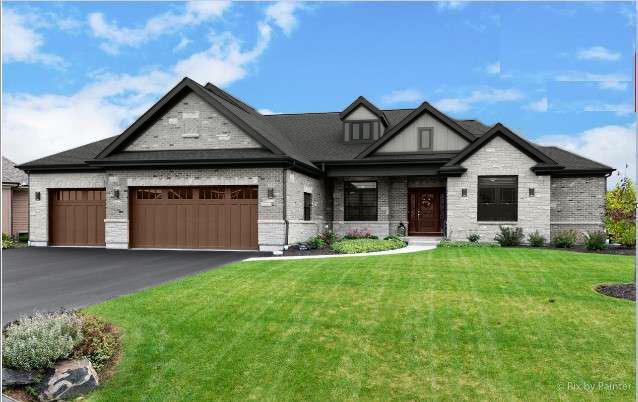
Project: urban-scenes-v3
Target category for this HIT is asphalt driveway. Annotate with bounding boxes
[2,247,265,323]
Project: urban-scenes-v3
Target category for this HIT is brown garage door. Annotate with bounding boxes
[130,186,258,250]
[49,189,106,246]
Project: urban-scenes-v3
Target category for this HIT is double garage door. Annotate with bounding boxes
[49,186,258,250]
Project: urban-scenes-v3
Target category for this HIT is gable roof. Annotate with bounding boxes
[438,123,561,175]
[2,157,28,185]
[355,101,477,159]
[339,96,390,126]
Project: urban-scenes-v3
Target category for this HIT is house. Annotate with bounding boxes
[2,156,29,239]
[18,77,614,250]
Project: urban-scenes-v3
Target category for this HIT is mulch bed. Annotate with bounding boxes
[283,246,337,256]
[595,283,636,301]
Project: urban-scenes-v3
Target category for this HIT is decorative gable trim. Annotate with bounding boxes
[438,123,563,176]
[355,102,476,159]
[339,96,390,126]
[95,78,284,159]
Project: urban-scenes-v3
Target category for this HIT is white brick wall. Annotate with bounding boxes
[285,170,327,244]
[125,92,262,151]
[446,136,551,242]
[28,172,106,245]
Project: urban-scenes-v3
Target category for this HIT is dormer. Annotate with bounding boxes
[339,96,389,142]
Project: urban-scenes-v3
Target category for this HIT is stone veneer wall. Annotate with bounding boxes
[550,176,606,240]
[125,92,262,151]
[285,170,327,244]
[446,136,551,242]
[28,172,107,246]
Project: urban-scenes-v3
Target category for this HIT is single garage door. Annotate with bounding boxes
[49,189,106,246]
[130,186,258,250]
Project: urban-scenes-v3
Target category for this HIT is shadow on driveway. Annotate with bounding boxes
[2,247,266,323]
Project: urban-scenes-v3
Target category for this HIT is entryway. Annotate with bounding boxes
[408,188,444,235]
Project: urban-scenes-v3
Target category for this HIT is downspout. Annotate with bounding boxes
[282,167,289,246]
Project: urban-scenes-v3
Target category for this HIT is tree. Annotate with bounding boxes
[604,177,636,248]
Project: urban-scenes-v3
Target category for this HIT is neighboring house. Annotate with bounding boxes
[18,78,613,250]
[2,156,29,238]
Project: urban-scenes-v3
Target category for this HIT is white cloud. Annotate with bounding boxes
[89,0,231,53]
[2,8,65,67]
[173,36,192,52]
[485,61,501,75]
[536,123,636,186]
[437,1,466,11]
[257,108,281,115]
[583,103,633,116]
[381,89,423,105]
[265,1,301,35]
[577,46,620,61]
[525,97,548,112]
[434,88,524,113]
[555,71,629,91]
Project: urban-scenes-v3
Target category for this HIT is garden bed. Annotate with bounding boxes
[595,283,636,301]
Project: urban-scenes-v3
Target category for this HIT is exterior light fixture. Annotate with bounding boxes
[35,191,41,201]
[461,188,467,197]
[114,189,120,199]
[267,188,274,198]
[529,188,535,197]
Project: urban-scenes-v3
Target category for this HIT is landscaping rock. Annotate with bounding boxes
[38,359,98,401]
[2,367,36,386]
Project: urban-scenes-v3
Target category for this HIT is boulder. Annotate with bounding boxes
[2,367,36,386]
[39,359,98,401]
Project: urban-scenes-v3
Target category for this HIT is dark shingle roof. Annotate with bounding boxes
[18,136,118,168]
[99,148,282,162]
[535,145,614,172]
[2,157,28,185]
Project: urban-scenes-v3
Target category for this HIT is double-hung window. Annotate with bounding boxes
[344,181,377,221]
[477,176,518,221]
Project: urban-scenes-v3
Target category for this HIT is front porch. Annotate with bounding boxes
[329,176,447,238]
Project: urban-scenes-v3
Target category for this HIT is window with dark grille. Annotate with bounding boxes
[303,192,312,221]
[199,187,226,199]
[345,121,380,142]
[477,176,518,221]
[344,181,377,221]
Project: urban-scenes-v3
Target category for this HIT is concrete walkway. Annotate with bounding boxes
[245,239,438,261]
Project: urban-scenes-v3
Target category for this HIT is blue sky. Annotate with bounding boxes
[2,1,636,182]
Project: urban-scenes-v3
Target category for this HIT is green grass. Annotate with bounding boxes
[84,248,635,401]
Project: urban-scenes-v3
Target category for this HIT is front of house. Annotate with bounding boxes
[19,78,613,251]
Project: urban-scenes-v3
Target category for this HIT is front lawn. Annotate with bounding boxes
[84,248,635,401]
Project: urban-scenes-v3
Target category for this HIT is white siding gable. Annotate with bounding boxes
[344,105,378,121]
[375,112,469,153]
[125,92,262,151]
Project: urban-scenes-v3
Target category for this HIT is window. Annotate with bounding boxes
[136,189,163,200]
[199,187,226,199]
[303,192,312,221]
[418,127,433,151]
[477,176,518,221]
[230,187,258,199]
[344,181,377,221]
[168,188,193,199]
[345,121,380,142]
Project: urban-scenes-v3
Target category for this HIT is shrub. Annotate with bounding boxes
[384,234,402,241]
[584,231,608,251]
[3,312,83,371]
[330,238,406,254]
[552,230,578,248]
[467,233,481,243]
[73,315,119,371]
[437,240,499,248]
[318,230,337,245]
[2,233,16,249]
[17,232,29,243]
[306,236,325,249]
[527,231,546,247]
[343,228,378,240]
[605,177,636,247]
[494,226,524,247]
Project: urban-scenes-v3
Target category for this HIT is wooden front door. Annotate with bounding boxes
[408,188,441,235]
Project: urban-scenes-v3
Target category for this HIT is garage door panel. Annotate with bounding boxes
[49,189,106,246]
[131,186,257,250]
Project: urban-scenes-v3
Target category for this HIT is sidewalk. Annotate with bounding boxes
[244,243,436,261]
